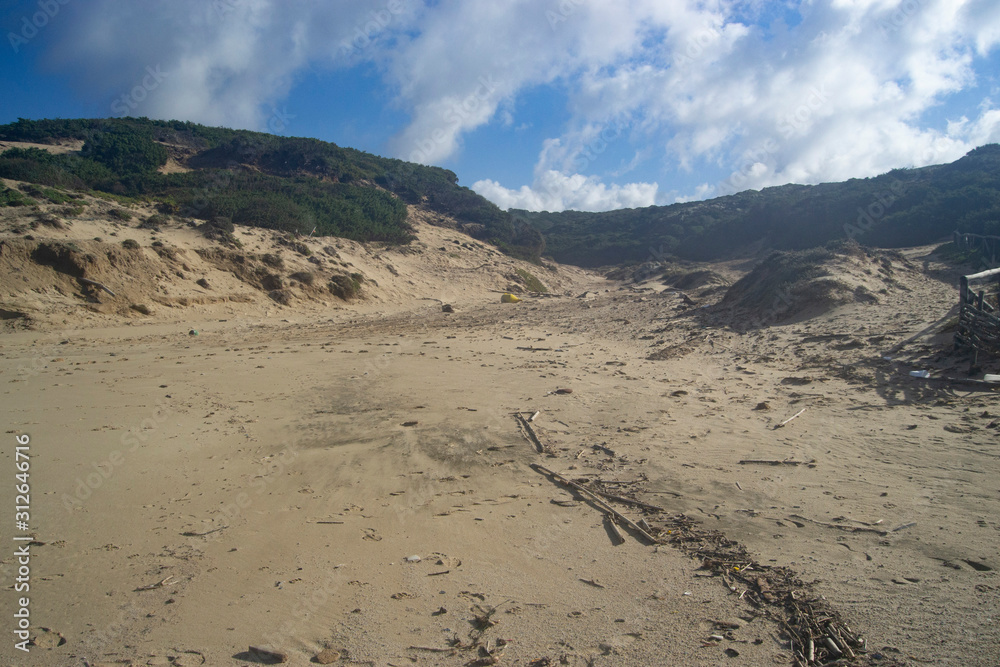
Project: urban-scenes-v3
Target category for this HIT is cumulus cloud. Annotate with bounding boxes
[34,0,1000,210]
[474,170,659,212]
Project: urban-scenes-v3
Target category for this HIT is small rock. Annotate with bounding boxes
[30,627,66,648]
[189,329,199,336]
[405,555,422,563]
[442,304,454,313]
[314,648,341,664]
[401,421,419,427]
[753,401,770,411]
[555,388,573,394]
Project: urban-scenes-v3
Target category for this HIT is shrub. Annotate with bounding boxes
[290,271,315,286]
[515,268,547,293]
[0,187,36,207]
[109,208,132,221]
[328,273,361,300]
[260,273,284,291]
[269,289,293,305]
[121,239,140,250]
[261,253,284,269]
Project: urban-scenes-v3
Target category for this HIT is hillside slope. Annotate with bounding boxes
[516,144,1000,266]
[0,117,545,261]
[0,176,594,331]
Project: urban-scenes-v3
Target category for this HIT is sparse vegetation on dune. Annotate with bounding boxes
[0,117,544,259]
[517,144,1000,267]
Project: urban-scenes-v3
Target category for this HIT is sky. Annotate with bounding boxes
[2,0,1000,213]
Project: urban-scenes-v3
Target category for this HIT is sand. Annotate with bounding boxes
[1,179,999,666]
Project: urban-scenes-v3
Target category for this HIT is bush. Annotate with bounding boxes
[82,126,168,175]
[109,208,132,221]
[139,213,169,230]
[260,273,284,291]
[515,268,547,293]
[0,187,36,207]
[328,273,361,300]
[121,239,140,250]
[261,253,284,269]
[290,271,315,286]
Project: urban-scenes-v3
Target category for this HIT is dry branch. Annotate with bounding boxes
[514,412,546,453]
[78,277,116,296]
[532,464,660,544]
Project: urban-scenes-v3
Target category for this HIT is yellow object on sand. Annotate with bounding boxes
[500,293,521,303]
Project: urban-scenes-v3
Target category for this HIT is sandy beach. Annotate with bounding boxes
[1,188,999,666]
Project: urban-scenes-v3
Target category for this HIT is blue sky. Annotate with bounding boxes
[2,0,1000,212]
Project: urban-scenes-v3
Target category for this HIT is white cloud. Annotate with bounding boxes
[473,170,658,212]
[35,0,1000,210]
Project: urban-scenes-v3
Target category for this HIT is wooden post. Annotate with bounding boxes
[960,275,969,307]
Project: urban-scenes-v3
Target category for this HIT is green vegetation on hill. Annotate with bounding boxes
[516,144,1000,266]
[0,117,543,256]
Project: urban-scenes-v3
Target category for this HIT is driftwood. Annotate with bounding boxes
[774,408,806,429]
[604,514,626,545]
[134,575,176,591]
[532,464,660,544]
[181,526,227,537]
[788,514,888,536]
[514,412,546,453]
[739,459,806,466]
[78,277,116,296]
[587,488,665,513]
[408,646,456,654]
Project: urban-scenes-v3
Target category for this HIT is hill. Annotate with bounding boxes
[514,144,1000,267]
[0,117,545,261]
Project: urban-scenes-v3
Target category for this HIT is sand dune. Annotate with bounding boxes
[1,181,998,666]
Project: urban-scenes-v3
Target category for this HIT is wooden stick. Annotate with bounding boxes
[515,413,545,453]
[586,488,665,513]
[134,575,176,591]
[408,646,456,653]
[532,464,660,544]
[78,277,116,296]
[739,459,805,466]
[774,408,806,429]
[529,410,540,422]
[181,526,227,537]
[788,514,888,536]
[604,514,626,545]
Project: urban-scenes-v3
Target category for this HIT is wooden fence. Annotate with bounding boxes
[956,266,1000,363]
[953,231,1000,265]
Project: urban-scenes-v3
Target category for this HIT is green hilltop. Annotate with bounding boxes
[3,117,998,270]
[0,117,545,260]
[514,144,1000,267]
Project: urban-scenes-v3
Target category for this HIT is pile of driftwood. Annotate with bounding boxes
[518,409,900,666]
[531,463,882,667]
[652,514,869,666]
